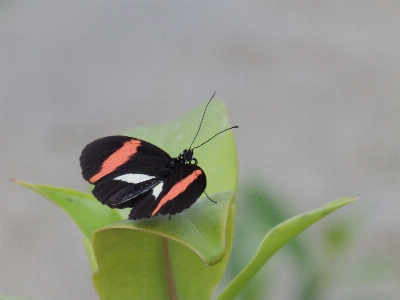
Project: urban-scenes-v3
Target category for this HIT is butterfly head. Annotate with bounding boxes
[165,149,197,176]
[182,149,195,163]
[176,148,197,165]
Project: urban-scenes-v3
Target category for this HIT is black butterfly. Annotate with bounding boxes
[79,94,238,220]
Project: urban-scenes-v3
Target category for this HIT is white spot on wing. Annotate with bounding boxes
[114,173,155,184]
[152,182,164,199]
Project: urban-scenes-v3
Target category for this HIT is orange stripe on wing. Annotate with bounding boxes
[89,139,141,183]
[151,169,202,216]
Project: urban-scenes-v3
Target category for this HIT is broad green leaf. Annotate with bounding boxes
[217,197,357,300]
[92,192,235,300]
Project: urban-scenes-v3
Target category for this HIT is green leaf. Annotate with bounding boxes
[225,182,311,300]
[92,192,235,300]
[217,197,358,300]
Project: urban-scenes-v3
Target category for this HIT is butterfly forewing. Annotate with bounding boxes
[80,135,172,210]
[93,177,162,208]
[80,135,171,184]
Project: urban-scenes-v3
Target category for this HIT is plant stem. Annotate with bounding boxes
[162,237,178,300]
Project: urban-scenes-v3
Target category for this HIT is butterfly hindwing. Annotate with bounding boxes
[128,164,206,219]
[93,176,162,208]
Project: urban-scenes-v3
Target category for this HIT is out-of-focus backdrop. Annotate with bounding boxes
[1,2,400,300]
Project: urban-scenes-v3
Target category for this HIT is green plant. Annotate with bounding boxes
[224,183,359,300]
[14,100,355,300]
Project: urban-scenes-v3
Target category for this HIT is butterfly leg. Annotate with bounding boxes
[204,190,217,203]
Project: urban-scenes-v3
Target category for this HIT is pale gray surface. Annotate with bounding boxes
[1,1,400,299]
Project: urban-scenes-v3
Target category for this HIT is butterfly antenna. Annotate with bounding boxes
[188,92,217,150]
[204,191,217,203]
[192,126,239,150]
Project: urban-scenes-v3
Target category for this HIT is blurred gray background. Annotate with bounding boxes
[1,1,400,300]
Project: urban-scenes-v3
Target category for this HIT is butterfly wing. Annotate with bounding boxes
[80,135,171,208]
[128,164,206,219]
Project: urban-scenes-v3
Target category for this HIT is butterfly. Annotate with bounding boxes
[79,93,238,220]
